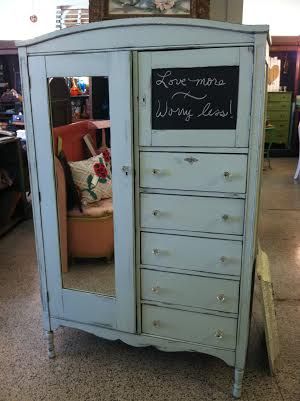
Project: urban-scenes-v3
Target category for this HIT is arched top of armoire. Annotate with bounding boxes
[16,18,269,54]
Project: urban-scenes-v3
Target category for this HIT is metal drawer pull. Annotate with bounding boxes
[217,294,225,303]
[184,156,198,165]
[152,320,160,327]
[152,209,160,217]
[121,166,130,175]
[220,256,226,263]
[223,171,232,179]
[151,286,160,294]
[152,169,161,175]
[222,214,229,221]
[215,329,224,339]
[152,248,160,256]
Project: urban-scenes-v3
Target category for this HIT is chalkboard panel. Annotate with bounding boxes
[152,66,239,130]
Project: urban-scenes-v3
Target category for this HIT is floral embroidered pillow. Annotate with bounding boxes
[68,151,112,206]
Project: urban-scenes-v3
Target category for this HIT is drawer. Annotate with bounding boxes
[140,194,244,235]
[141,269,239,313]
[267,101,290,111]
[267,110,290,121]
[266,130,288,145]
[141,232,242,276]
[274,129,289,142]
[142,304,237,349]
[140,152,247,193]
[272,121,289,131]
[268,92,292,102]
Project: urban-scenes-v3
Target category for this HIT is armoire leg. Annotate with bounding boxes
[45,330,55,359]
[232,368,244,398]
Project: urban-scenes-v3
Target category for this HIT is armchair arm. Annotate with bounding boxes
[54,156,68,273]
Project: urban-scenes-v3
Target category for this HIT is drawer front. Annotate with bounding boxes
[141,269,239,313]
[274,129,289,143]
[268,92,292,102]
[142,304,237,349]
[268,101,290,111]
[140,152,247,193]
[272,121,289,131]
[268,110,290,121]
[141,232,242,276]
[140,194,244,235]
[266,129,289,145]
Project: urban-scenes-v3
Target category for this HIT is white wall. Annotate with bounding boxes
[243,0,300,36]
[0,0,88,41]
[210,0,244,23]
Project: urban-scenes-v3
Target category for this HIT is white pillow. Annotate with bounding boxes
[69,151,112,206]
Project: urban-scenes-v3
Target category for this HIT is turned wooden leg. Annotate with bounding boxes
[232,368,244,398]
[45,330,55,359]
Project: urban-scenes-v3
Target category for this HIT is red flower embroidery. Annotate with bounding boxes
[98,163,108,179]
[102,149,111,164]
[93,162,102,177]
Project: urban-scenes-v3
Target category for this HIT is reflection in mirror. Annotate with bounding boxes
[49,76,115,296]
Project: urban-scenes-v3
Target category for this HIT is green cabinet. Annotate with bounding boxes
[266,92,292,145]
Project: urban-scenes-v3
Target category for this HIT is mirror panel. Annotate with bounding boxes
[48,76,115,296]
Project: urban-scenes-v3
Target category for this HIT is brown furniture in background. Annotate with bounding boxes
[49,78,72,128]
[0,135,29,236]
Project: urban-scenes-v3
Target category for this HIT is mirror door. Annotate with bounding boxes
[29,52,135,332]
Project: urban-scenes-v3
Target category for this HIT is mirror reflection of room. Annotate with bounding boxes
[49,76,115,296]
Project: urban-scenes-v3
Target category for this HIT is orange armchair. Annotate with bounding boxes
[53,121,114,273]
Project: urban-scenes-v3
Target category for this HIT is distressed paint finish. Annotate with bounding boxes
[140,152,248,193]
[18,18,269,398]
[140,193,245,235]
[18,48,51,332]
[141,269,240,313]
[45,330,55,359]
[16,18,268,53]
[141,232,242,276]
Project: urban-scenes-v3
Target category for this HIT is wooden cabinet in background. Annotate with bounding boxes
[0,136,29,236]
[266,92,292,146]
[269,36,300,155]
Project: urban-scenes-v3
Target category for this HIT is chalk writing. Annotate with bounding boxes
[152,66,239,130]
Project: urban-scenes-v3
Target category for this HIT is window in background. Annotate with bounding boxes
[56,5,89,30]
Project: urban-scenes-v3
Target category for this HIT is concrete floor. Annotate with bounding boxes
[0,158,300,401]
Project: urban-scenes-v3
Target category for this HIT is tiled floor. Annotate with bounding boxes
[0,158,299,401]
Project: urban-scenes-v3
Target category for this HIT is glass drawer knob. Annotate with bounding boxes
[220,256,226,263]
[152,169,161,175]
[215,329,224,339]
[222,214,229,221]
[152,209,160,217]
[217,294,225,303]
[152,248,160,256]
[152,320,160,327]
[151,286,160,294]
